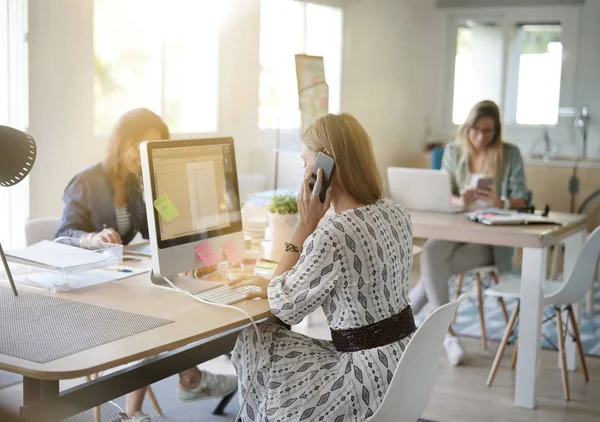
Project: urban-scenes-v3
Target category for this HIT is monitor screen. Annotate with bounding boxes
[146,138,242,249]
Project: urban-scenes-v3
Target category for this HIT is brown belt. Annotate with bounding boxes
[330,306,416,353]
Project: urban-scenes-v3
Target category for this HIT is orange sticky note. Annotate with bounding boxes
[222,239,243,265]
[195,241,221,267]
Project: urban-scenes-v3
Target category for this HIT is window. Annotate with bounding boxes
[451,19,564,126]
[514,24,563,125]
[93,0,221,135]
[258,0,342,131]
[0,0,29,248]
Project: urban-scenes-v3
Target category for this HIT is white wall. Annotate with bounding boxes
[341,0,433,190]
[27,0,261,219]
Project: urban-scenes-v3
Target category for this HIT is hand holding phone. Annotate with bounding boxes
[309,152,335,203]
[476,177,493,192]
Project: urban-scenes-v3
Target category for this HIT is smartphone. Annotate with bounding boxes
[309,152,336,203]
[476,177,494,192]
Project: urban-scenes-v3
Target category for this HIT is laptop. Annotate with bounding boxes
[387,167,464,213]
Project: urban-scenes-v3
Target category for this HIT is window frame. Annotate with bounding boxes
[443,6,581,137]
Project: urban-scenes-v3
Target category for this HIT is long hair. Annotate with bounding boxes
[456,101,504,177]
[302,113,383,205]
[104,108,169,177]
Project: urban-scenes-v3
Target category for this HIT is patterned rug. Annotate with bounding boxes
[415,275,600,357]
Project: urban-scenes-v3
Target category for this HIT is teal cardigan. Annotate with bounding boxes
[441,142,529,272]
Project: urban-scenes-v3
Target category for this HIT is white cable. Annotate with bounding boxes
[107,400,125,414]
[162,276,263,422]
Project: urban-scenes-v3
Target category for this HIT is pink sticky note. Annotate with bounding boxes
[222,239,243,265]
[195,241,221,267]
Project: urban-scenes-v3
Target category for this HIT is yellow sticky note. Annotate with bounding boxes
[153,194,179,222]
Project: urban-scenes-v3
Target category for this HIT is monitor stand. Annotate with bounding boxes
[149,270,223,295]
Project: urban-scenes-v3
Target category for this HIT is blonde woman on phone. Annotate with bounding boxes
[410,100,529,366]
[229,113,414,422]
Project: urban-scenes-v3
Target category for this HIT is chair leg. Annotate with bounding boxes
[486,303,519,387]
[511,339,518,370]
[491,270,509,322]
[213,390,237,415]
[567,305,589,382]
[451,273,464,325]
[475,273,487,350]
[92,373,101,422]
[146,385,163,416]
[556,308,570,401]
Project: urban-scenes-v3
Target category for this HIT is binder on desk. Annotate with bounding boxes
[467,209,560,226]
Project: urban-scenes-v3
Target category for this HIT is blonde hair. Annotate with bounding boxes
[456,101,504,177]
[302,113,383,205]
[104,108,169,177]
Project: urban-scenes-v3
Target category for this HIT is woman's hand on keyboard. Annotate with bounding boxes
[228,276,269,299]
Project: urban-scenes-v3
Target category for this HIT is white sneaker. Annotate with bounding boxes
[178,370,238,402]
[112,411,151,422]
[444,335,465,366]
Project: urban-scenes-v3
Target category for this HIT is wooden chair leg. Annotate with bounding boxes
[486,302,519,387]
[475,274,487,350]
[451,273,464,325]
[567,305,589,382]
[511,339,518,370]
[92,373,101,422]
[556,308,570,401]
[491,271,509,322]
[146,385,163,416]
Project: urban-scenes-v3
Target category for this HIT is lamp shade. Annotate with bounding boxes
[0,125,37,187]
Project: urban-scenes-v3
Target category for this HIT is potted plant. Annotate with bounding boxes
[267,193,299,259]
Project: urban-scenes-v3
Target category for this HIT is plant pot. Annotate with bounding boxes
[268,212,298,259]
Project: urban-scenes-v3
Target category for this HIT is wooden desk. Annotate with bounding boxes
[0,265,271,421]
[410,211,587,410]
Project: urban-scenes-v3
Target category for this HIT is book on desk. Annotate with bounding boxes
[467,209,560,226]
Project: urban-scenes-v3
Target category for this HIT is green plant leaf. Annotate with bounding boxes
[267,193,298,215]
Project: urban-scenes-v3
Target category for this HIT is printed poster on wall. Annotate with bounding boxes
[295,54,329,135]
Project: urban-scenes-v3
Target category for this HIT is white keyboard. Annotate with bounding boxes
[196,285,261,305]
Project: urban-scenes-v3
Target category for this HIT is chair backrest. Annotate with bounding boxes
[25,217,61,246]
[552,226,600,305]
[430,146,445,170]
[369,294,467,422]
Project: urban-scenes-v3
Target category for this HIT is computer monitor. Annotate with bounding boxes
[140,137,244,287]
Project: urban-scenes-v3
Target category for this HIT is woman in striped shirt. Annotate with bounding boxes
[55,108,237,421]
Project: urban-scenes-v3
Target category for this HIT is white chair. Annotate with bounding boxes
[24,217,61,246]
[369,294,467,422]
[484,226,600,400]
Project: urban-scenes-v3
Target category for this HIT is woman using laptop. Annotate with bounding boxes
[55,108,237,421]
[410,100,529,366]
[228,113,415,422]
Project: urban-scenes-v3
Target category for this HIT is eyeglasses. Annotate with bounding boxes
[469,127,496,138]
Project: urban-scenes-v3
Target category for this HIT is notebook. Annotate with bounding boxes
[6,240,108,270]
[467,209,559,226]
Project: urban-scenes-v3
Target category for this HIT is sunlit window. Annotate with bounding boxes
[451,20,563,126]
[94,0,221,134]
[515,25,563,125]
[258,0,342,130]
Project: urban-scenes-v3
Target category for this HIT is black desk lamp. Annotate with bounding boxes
[0,125,37,296]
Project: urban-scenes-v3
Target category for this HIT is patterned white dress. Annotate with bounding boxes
[232,199,413,421]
